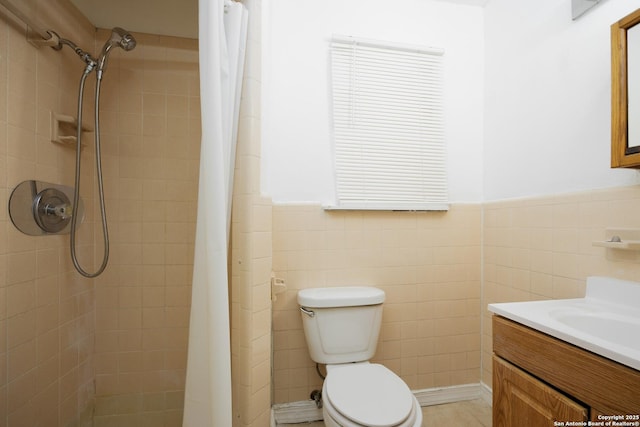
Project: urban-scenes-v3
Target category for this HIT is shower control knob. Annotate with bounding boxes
[45,203,72,220]
[33,188,73,233]
[9,180,81,236]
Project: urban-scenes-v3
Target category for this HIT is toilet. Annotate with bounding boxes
[298,286,422,427]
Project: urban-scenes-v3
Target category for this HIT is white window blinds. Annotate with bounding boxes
[329,36,448,211]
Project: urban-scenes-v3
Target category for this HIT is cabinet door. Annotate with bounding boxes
[493,356,588,427]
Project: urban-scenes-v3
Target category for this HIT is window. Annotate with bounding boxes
[328,35,448,211]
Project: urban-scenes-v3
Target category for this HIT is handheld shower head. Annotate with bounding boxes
[97,27,137,79]
[109,27,137,51]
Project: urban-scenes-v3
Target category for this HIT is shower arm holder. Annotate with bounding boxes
[27,29,60,49]
[0,0,60,49]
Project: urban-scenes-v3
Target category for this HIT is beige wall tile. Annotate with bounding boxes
[272,191,640,405]
[481,188,640,386]
[272,204,482,403]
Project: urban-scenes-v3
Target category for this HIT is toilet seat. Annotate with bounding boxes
[323,363,419,427]
[323,393,420,427]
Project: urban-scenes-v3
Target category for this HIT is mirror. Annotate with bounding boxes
[628,24,640,151]
[611,8,640,168]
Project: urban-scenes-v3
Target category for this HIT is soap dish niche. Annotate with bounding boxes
[592,228,640,250]
[50,112,92,147]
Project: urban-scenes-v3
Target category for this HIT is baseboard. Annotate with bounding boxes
[272,400,323,425]
[413,383,483,407]
[479,381,493,406]
[272,382,491,424]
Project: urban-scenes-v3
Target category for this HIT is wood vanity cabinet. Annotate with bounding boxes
[492,316,640,427]
[493,357,588,426]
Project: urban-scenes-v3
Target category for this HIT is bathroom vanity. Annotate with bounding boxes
[492,316,640,426]
[489,277,640,426]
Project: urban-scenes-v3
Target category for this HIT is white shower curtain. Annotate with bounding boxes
[183,1,248,426]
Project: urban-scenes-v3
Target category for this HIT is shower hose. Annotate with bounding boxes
[69,67,110,278]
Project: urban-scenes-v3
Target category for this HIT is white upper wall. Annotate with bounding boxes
[261,0,485,204]
[262,0,640,205]
[483,0,640,201]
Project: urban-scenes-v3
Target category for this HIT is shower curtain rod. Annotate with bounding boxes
[0,0,60,47]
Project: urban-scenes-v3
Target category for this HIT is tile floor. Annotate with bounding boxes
[277,398,492,426]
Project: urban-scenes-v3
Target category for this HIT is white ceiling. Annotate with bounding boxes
[70,0,198,39]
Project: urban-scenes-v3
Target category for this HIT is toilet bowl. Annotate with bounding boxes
[321,363,422,427]
[297,287,422,427]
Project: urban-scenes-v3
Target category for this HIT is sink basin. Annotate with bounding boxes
[550,309,640,352]
[488,276,640,371]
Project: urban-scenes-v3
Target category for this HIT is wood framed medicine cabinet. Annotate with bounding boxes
[612,8,640,168]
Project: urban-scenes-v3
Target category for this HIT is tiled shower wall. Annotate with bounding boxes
[0,1,98,425]
[91,29,200,426]
[272,204,482,403]
[0,1,201,425]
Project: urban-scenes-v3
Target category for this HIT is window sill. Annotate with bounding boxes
[323,202,450,212]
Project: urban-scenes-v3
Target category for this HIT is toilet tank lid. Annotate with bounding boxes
[298,286,385,308]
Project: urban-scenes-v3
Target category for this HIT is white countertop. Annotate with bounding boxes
[488,276,640,372]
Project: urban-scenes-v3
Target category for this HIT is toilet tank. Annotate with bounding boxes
[297,287,385,364]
